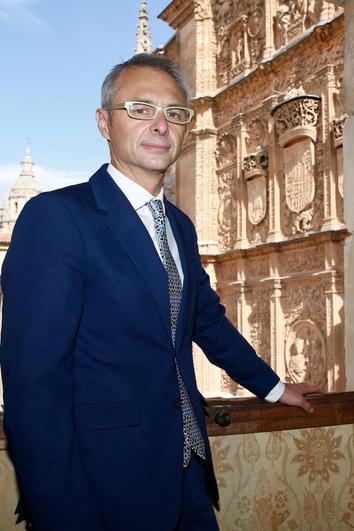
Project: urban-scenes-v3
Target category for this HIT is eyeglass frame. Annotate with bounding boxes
[102,101,195,125]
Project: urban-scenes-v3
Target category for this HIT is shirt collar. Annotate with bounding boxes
[107,163,165,213]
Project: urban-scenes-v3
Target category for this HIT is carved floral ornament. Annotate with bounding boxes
[272,95,321,147]
[332,113,347,149]
[243,152,268,226]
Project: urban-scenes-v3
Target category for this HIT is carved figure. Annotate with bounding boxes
[276,5,291,46]
[289,338,308,382]
[305,0,322,28]
[286,321,326,387]
[293,203,314,234]
[216,134,236,167]
[247,5,263,38]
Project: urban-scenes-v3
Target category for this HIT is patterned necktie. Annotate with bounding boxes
[147,198,206,467]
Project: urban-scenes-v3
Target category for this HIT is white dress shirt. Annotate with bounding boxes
[107,163,284,403]
[107,163,184,284]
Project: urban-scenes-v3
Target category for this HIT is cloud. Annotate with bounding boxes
[0,164,88,200]
[0,0,47,28]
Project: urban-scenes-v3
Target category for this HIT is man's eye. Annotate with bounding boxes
[166,109,182,119]
[134,106,149,114]
[131,105,154,116]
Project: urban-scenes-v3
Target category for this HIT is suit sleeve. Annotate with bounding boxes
[0,194,103,531]
[190,224,280,399]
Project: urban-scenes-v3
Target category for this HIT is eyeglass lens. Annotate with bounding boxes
[128,102,191,124]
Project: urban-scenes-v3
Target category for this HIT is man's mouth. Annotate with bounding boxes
[141,142,171,151]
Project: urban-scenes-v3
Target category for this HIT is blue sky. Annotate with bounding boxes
[0,0,174,195]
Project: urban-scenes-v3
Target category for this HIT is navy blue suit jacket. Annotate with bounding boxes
[0,165,279,531]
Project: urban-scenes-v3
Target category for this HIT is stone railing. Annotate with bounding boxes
[1,393,354,530]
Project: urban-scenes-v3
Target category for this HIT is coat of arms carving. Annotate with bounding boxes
[243,152,268,225]
[284,139,315,214]
[247,176,267,225]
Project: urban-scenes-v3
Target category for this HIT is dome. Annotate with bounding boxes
[10,146,40,195]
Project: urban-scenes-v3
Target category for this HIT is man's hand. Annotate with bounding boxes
[278,383,321,413]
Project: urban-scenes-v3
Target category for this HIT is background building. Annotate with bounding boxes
[0,145,40,240]
[159,0,346,396]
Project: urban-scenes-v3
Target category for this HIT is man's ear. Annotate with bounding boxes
[95,108,110,141]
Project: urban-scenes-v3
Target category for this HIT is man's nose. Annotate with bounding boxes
[150,109,169,134]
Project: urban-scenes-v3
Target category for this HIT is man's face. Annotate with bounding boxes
[96,66,188,186]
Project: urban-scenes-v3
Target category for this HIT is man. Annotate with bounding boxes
[0,54,318,531]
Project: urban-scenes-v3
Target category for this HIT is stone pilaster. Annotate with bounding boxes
[235,117,248,249]
[322,66,343,230]
[263,0,277,57]
[268,252,285,377]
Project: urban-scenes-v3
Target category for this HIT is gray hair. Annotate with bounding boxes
[101,53,191,108]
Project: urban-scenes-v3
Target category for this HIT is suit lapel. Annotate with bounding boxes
[164,199,192,352]
[89,166,172,345]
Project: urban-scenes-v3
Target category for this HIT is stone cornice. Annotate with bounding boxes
[158,0,194,29]
[201,228,349,263]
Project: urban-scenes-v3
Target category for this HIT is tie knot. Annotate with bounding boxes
[147,198,164,221]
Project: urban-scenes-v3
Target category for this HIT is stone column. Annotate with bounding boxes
[191,2,219,254]
[342,0,354,389]
[324,240,345,389]
[268,254,285,377]
[322,66,343,230]
[235,117,249,248]
[329,0,354,389]
[263,0,277,57]
[267,98,282,242]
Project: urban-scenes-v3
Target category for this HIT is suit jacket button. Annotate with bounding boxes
[173,398,182,410]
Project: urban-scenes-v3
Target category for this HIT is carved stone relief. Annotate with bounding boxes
[285,320,327,389]
[165,3,345,396]
[275,0,325,49]
[273,96,320,235]
[246,118,268,152]
[284,139,315,233]
[216,133,237,167]
[333,114,346,199]
[247,3,265,63]
[245,256,269,280]
[243,152,268,226]
[248,289,271,365]
[218,169,236,250]
[230,18,248,77]
[273,96,320,146]
[211,0,265,85]
[283,285,326,336]
[279,246,325,275]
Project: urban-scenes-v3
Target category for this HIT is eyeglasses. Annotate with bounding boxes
[103,101,195,125]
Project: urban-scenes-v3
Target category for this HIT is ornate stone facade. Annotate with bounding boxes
[160,0,346,395]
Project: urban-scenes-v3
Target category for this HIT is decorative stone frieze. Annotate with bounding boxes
[272,95,321,147]
[274,0,337,49]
